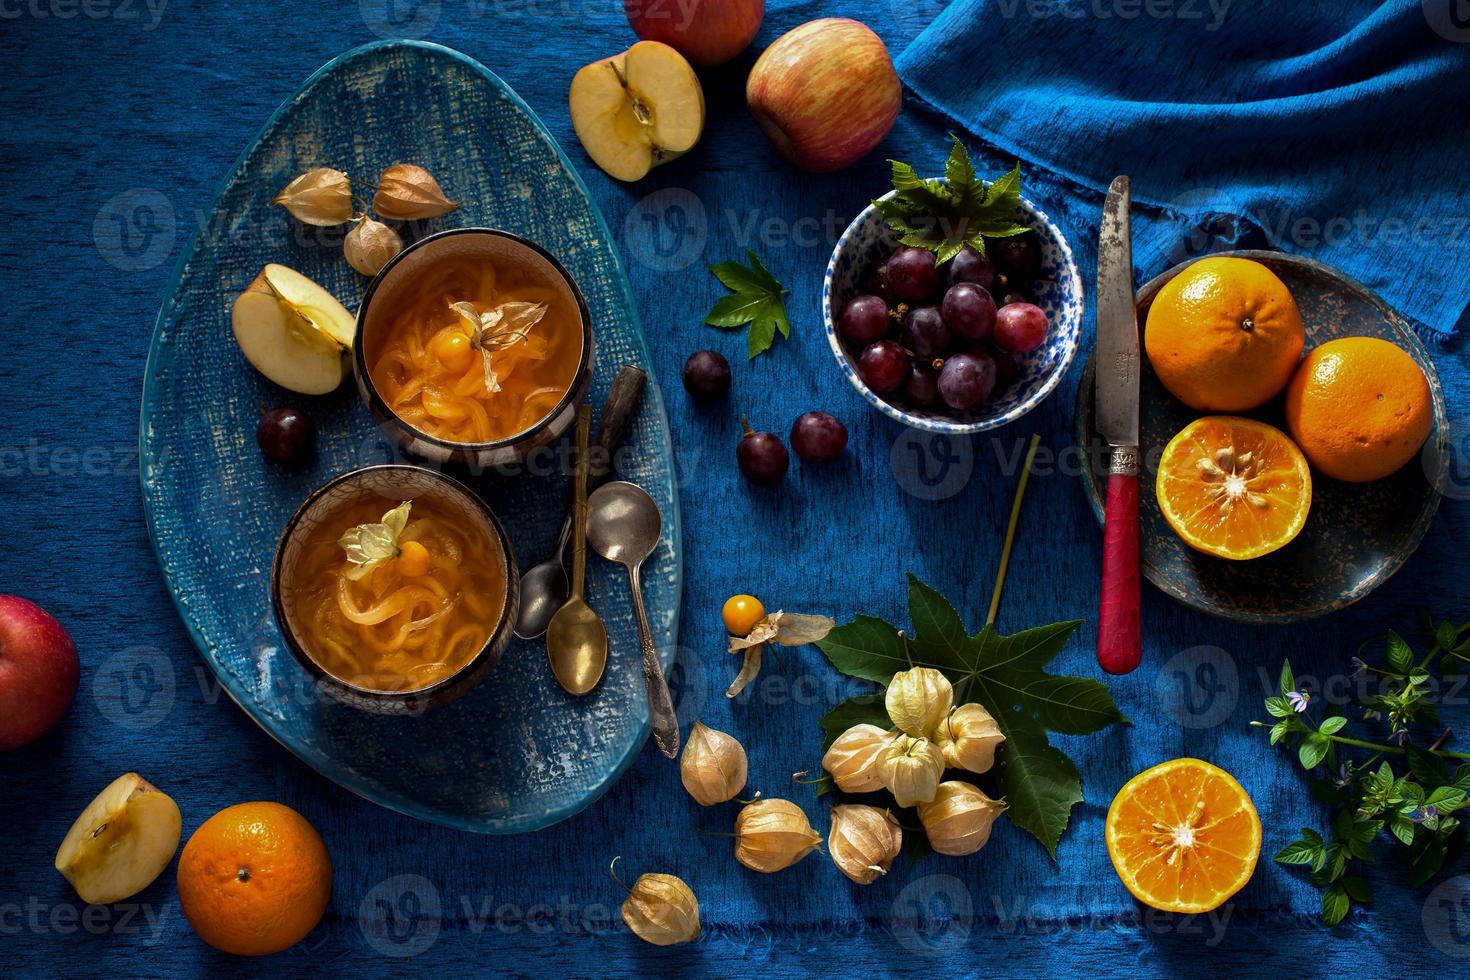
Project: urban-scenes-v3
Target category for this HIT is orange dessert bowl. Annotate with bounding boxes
[353,228,594,469]
[270,465,518,714]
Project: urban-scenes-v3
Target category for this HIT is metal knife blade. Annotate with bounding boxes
[1095,175,1139,450]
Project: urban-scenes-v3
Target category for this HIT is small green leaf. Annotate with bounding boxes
[1269,719,1290,745]
[1452,765,1470,790]
[1405,743,1449,785]
[1437,620,1459,651]
[1340,876,1371,903]
[1321,884,1350,927]
[1265,696,1293,718]
[1424,786,1466,811]
[1274,840,1319,866]
[1386,630,1413,673]
[1389,814,1416,846]
[1299,733,1331,770]
[1318,716,1347,735]
[1279,661,1296,697]
[702,251,791,359]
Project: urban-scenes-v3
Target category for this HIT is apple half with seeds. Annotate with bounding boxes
[569,40,705,182]
[55,773,182,905]
[232,263,356,394]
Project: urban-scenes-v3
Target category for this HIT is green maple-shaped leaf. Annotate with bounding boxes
[873,136,1031,263]
[816,574,1126,859]
[704,248,791,358]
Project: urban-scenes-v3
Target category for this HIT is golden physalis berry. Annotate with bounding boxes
[397,540,430,577]
[722,595,766,636]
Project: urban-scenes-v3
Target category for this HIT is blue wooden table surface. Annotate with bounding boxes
[5,1,1470,976]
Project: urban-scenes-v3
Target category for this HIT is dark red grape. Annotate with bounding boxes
[737,423,789,484]
[991,233,1040,284]
[839,295,891,346]
[940,283,997,341]
[901,305,951,359]
[987,344,1020,389]
[947,245,996,291]
[682,350,731,401]
[860,261,897,306]
[856,340,910,394]
[790,411,848,462]
[257,407,315,465]
[994,302,1049,353]
[938,352,997,411]
[887,246,939,302]
[904,365,940,407]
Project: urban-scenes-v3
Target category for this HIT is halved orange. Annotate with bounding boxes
[1105,758,1261,914]
[1156,416,1312,560]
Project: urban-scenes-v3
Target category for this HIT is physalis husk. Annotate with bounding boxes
[725,611,835,698]
[448,300,549,394]
[337,500,412,580]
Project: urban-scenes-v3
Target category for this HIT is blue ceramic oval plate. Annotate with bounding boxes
[1076,251,1447,624]
[139,40,681,832]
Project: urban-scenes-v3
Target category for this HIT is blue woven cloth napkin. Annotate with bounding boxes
[897,0,1470,334]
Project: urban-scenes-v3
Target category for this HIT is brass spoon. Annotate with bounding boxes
[546,406,607,695]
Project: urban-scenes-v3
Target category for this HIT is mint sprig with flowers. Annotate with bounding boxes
[874,135,1029,263]
[1253,616,1470,926]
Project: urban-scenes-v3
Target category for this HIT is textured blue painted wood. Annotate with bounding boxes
[3,1,1470,976]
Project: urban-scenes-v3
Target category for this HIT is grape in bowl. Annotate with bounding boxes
[823,191,1083,434]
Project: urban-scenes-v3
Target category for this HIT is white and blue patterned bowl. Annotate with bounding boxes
[823,191,1083,433]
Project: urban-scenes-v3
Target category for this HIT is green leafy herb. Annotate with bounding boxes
[874,136,1030,263]
[703,249,791,358]
[1255,618,1470,926]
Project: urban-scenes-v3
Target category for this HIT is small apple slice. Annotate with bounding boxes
[261,263,356,350]
[232,267,349,395]
[55,773,182,905]
[570,40,705,182]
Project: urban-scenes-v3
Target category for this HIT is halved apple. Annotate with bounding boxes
[569,40,705,182]
[55,773,182,905]
[232,263,355,395]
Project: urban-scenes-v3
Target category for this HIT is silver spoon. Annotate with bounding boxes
[513,366,646,640]
[585,481,679,758]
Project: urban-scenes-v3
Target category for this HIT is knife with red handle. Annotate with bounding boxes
[1095,176,1141,675]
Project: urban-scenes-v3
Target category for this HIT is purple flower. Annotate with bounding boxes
[1350,657,1368,679]
[1287,690,1310,713]
[1412,806,1439,825]
[1333,764,1352,789]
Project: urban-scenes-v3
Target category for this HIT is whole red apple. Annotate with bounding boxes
[0,596,79,750]
[746,18,902,174]
[624,0,764,67]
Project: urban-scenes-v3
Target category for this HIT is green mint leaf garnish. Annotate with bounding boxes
[873,135,1030,260]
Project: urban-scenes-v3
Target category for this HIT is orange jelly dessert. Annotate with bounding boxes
[283,493,506,692]
[367,254,584,444]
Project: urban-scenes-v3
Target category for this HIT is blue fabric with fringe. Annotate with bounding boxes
[4,0,1470,977]
[898,0,1470,335]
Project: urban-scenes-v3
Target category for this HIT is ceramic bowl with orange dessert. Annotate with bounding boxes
[355,228,594,469]
[271,465,519,714]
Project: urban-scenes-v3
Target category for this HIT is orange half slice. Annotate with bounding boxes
[1105,758,1262,913]
[1156,416,1312,560]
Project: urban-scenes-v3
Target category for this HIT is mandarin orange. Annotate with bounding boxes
[177,802,332,956]
[1144,257,1305,412]
[1284,336,1432,483]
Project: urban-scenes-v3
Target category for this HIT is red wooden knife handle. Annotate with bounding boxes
[1098,454,1141,675]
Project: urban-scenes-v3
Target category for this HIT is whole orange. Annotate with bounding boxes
[1284,337,1432,482]
[177,802,332,956]
[1144,256,1305,412]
